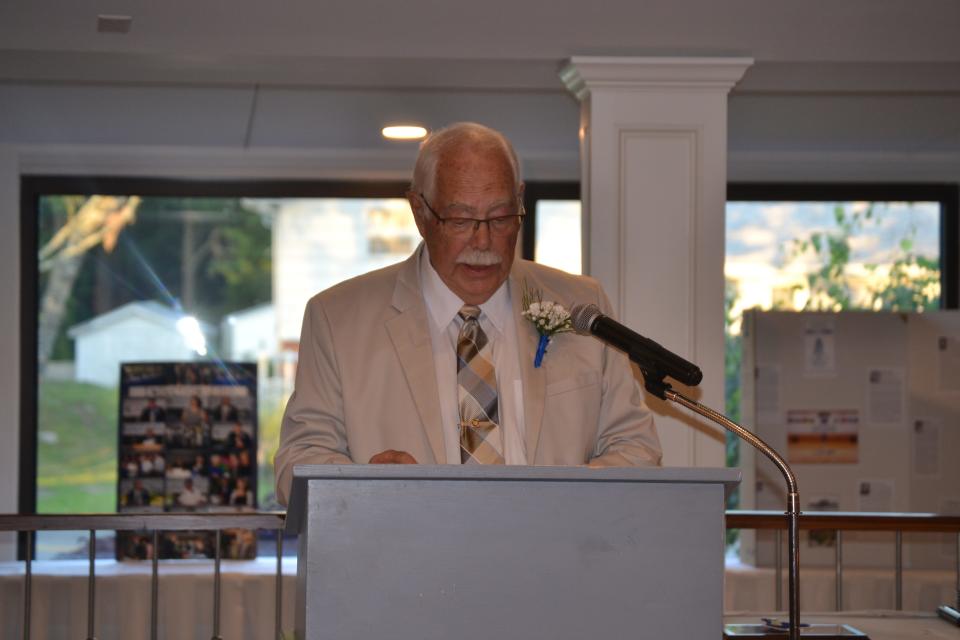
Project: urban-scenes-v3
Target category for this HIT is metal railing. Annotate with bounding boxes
[0,513,286,640]
[726,511,960,613]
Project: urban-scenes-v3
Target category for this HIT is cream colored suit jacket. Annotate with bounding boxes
[274,246,662,504]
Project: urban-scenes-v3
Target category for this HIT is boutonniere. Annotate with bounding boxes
[521,282,573,368]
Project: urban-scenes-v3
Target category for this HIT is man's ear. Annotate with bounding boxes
[407,190,427,237]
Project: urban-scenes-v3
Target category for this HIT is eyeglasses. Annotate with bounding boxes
[419,193,525,238]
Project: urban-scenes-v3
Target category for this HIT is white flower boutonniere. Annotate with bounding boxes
[521,282,573,368]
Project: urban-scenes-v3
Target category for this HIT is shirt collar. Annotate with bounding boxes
[419,244,512,334]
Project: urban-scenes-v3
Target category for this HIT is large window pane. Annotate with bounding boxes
[34,192,415,557]
[727,200,940,319]
[534,200,582,275]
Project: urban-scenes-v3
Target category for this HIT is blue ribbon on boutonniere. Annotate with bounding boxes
[521,281,573,369]
[534,335,550,368]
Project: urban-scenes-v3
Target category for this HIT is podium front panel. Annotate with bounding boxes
[291,465,738,640]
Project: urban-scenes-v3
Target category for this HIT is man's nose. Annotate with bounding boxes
[470,220,492,248]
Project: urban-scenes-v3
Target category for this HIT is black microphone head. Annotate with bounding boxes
[570,303,602,335]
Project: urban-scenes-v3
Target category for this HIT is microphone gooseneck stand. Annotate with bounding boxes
[639,365,801,640]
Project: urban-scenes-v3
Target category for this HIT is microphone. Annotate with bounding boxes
[570,303,703,387]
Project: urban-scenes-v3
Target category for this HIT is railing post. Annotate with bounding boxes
[212,529,222,640]
[775,528,783,611]
[276,530,283,640]
[834,529,843,611]
[87,529,97,640]
[23,531,32,640]
[895,529,903,611]
[151,530,159,640]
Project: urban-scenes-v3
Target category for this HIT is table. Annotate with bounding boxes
[1,559,957,639]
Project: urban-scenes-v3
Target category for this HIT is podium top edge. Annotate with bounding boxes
[291,464,741,485]
[285,465,741,533]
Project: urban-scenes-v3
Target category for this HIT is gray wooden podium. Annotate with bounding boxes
[285,465,740,640]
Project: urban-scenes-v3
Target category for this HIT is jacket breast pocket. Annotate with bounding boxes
[545,370,600,397]
[540,369,602,463]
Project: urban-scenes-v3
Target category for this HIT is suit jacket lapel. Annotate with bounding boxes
[511,265,547,462]
[385,247,446,464]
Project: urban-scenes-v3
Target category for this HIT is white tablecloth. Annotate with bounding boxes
[725,560,958,612]
[1,559,957,639]
[0,558,297,639]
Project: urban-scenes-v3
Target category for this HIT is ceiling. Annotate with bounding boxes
[2,0,959,180]
[2,0,959,90]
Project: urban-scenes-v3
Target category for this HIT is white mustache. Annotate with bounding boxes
[456,249,503,267]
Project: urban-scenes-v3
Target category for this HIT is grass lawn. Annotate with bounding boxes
[37,380,119,513]
[37,378,288,512]
[256,388,288,508]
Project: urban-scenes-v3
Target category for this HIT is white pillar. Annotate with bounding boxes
[0,145,20,560]
[561,57,752,468]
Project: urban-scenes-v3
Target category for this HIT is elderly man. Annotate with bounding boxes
[274,122,661,505]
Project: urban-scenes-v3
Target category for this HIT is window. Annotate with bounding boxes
[23,178,415,558]
[21,177,582,558]
[522,183,581,274]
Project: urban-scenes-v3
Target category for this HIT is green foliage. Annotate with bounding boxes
[205,205,273,317]
[786,202,939,312]
[787,203,870,310]
[870,254,940,311]
[865,217,940,311]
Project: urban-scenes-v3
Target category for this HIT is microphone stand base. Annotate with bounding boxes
[724,623,869,638]
[937,604,960,626]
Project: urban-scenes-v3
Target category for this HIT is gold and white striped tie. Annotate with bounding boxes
[456,305,505,464]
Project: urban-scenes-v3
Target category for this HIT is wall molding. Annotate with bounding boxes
[729,150,960,183]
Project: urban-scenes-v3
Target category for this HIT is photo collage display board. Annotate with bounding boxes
[117,362,258,560]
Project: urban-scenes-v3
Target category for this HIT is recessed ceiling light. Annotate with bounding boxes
[97,14,133,34]
[382,125,428,141]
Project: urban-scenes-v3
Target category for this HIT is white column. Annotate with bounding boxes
[561,57,752,468]
[0,145,20,560]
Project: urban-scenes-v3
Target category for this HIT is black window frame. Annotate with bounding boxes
[19,177,957,556]
[521,182,580,262]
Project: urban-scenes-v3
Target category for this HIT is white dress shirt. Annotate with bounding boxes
[419,247,528,464]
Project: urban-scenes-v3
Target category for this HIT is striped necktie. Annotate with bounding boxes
[456,305,505,464]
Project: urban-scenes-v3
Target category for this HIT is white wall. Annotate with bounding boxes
[1,81,959,553]
[0,145,20,558]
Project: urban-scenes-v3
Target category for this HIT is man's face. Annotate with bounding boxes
[410,146,523,305]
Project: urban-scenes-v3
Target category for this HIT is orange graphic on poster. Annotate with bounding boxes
[786,409,859,464]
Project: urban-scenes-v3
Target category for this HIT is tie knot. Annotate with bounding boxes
[458,304,481,322]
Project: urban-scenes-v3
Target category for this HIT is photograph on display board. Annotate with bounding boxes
[115,361,258,560]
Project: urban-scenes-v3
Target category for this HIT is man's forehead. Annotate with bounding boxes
[435,151,515,194]
[439,141,511,169]
[442,197,515,215]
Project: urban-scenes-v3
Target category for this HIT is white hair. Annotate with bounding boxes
[410,122,522,219]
